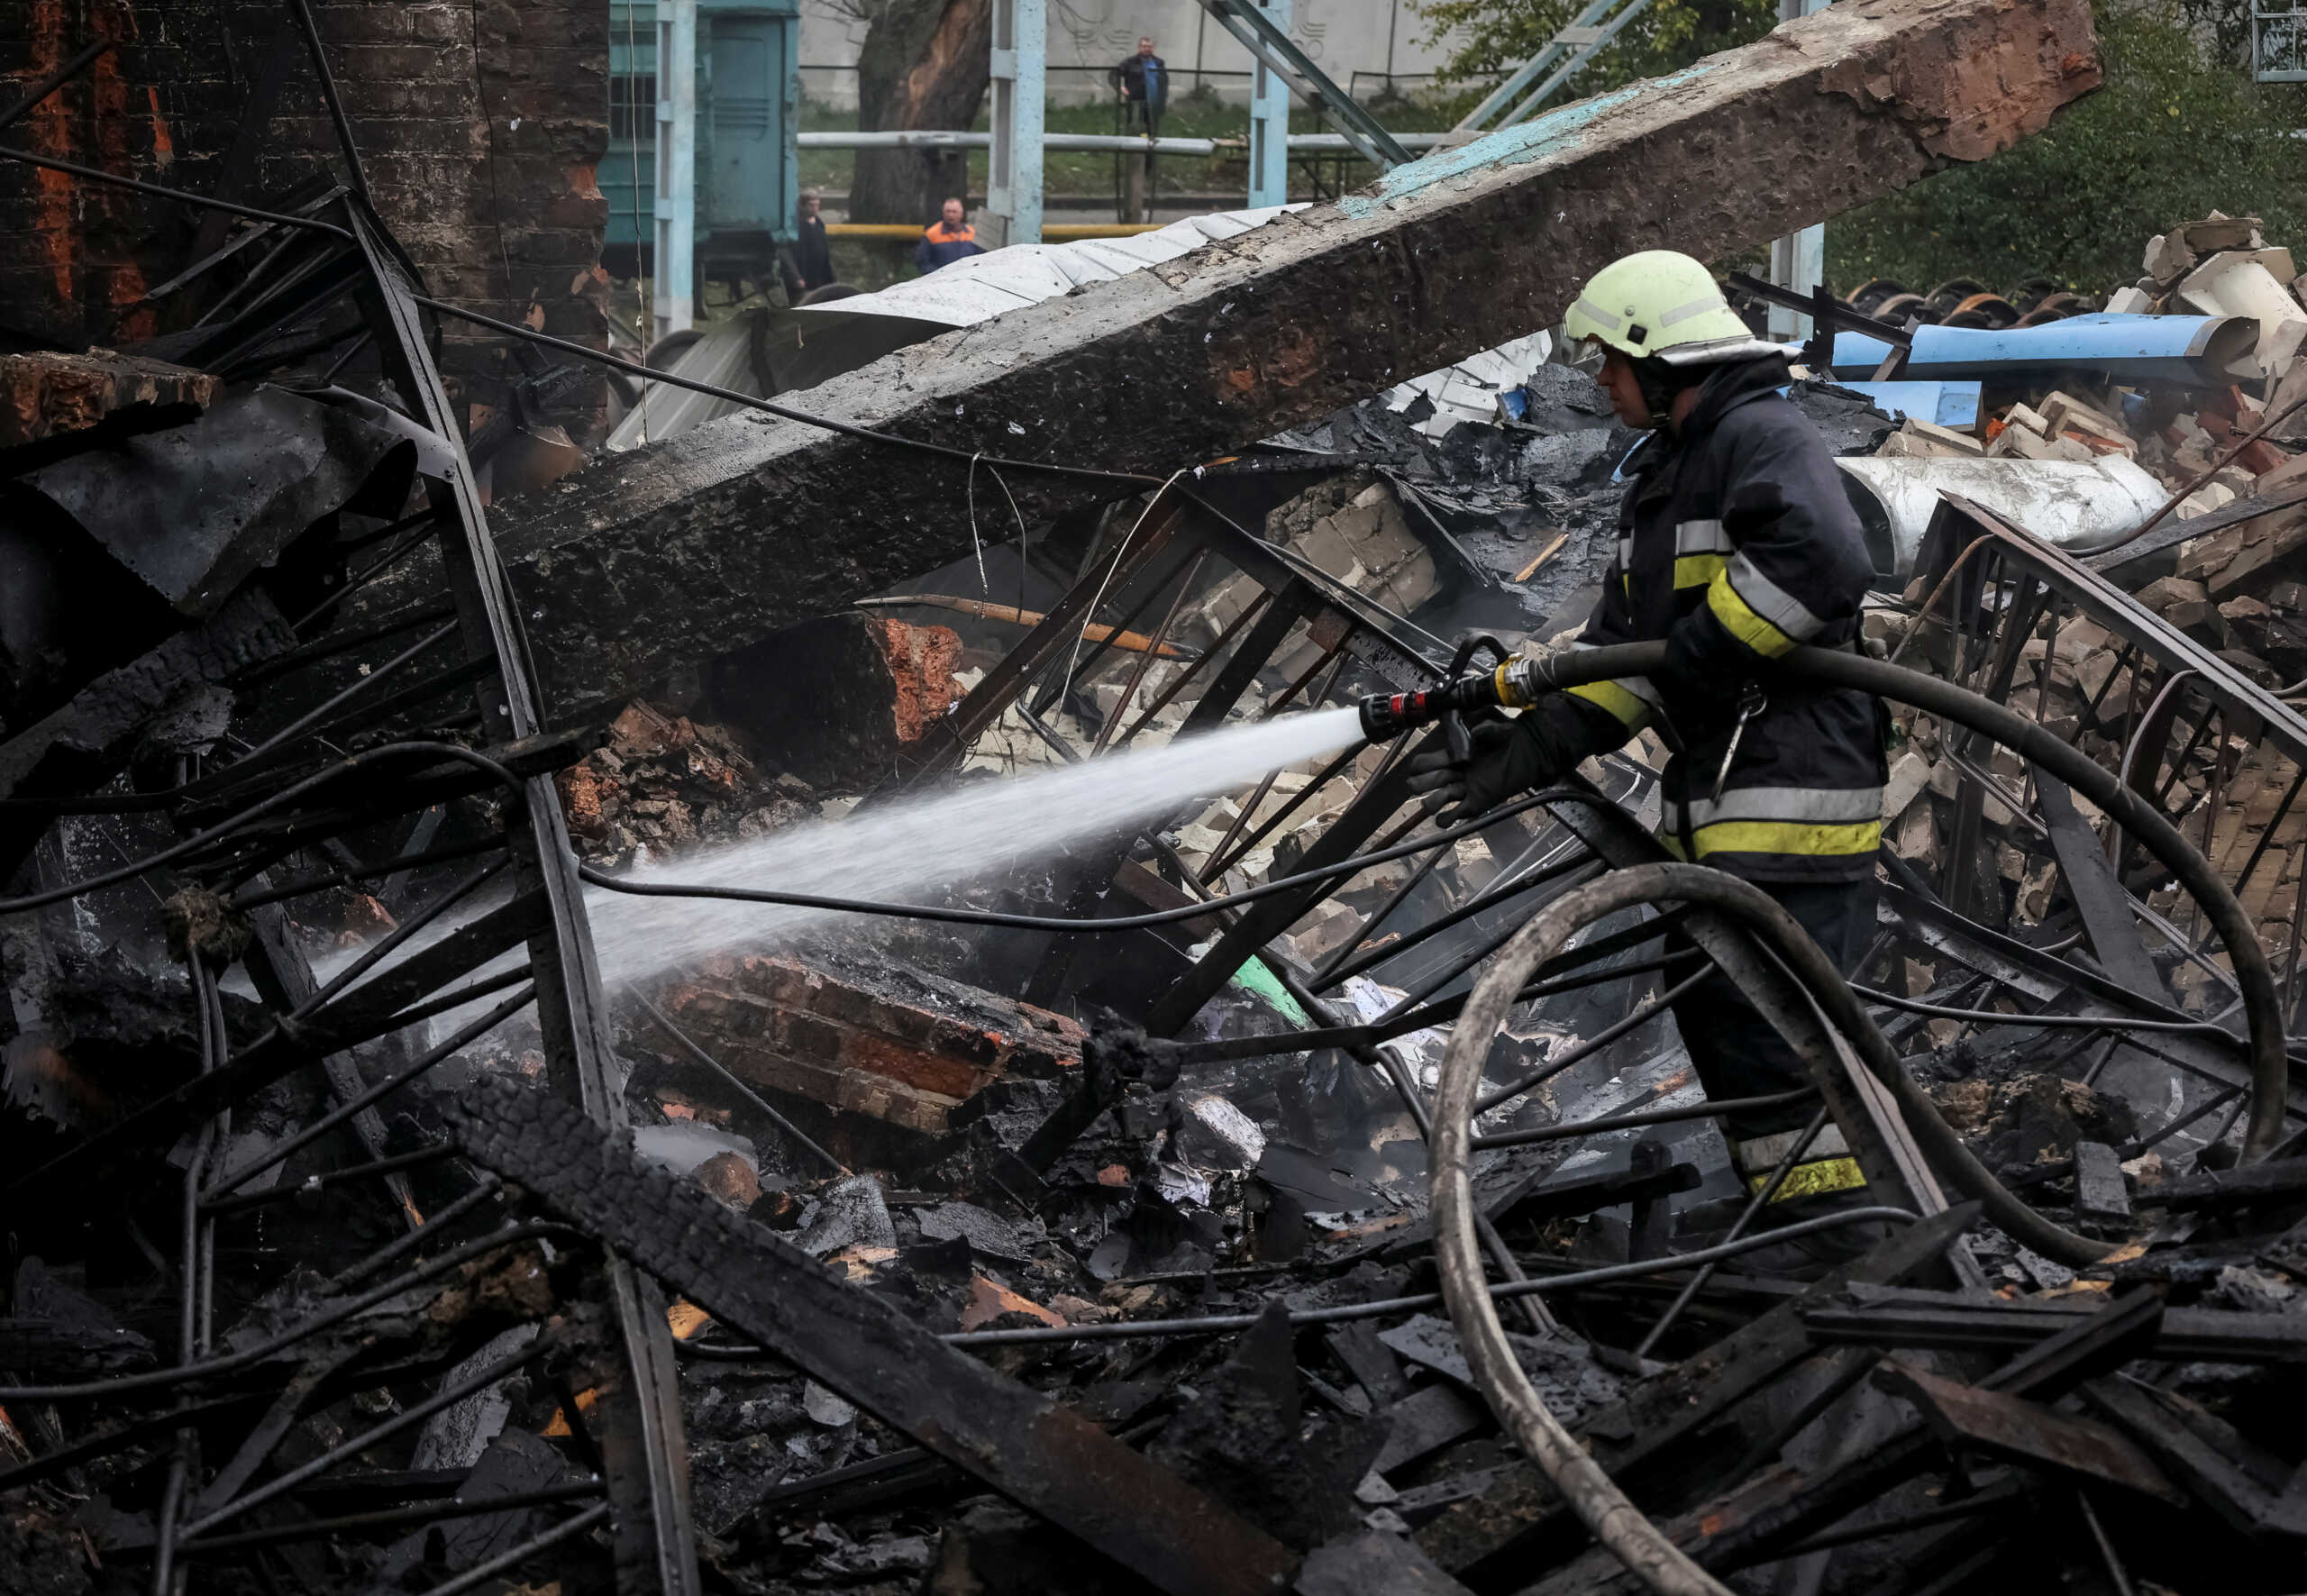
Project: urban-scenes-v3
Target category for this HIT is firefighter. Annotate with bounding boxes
[1408,250,1888,1263]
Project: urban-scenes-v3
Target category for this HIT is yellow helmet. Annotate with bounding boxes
[1564,250,1780,367]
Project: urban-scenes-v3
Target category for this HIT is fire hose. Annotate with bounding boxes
[570,643,2273,1591]
[1373,642,2289,1596]
[1432,868,1889,1596]
[1360,640,2288,1164]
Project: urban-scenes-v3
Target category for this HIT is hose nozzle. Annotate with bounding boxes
[1356,655,1548,742]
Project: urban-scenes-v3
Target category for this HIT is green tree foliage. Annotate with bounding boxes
[1411,0,2306,296]
[1410,0,1780,106]
[1830,4,2306,293]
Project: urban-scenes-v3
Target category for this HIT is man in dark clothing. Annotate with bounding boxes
[780,187,834,301]
[916,197,982,275]
[1110,36,1167,136]
[1409,250,1888,1260]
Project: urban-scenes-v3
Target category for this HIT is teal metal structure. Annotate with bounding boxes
[987,0,1044,246]
[606,1,801,271]
[1245,0,1290,208]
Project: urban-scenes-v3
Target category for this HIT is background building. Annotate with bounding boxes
[796,0,1453,110]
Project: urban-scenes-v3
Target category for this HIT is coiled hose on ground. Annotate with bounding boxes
[1427,643,2289,1596]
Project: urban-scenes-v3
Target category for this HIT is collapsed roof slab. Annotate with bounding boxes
[488,0,2101,719]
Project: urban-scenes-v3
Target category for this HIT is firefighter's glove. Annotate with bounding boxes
[1404,700,1594,826]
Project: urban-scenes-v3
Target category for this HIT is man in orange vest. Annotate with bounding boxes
[916,197,983,275]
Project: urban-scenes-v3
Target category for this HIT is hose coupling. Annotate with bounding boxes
[1356,654,1551,741]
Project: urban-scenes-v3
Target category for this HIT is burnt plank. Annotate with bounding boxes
[0,1319,156,1377]
[1801,1288,2307,1363]
[2073,1141,2131,1227]
[1528,1286,2172,1587]
[1372,1384,1490,1478]
[1871,1358,2182,1501]
[1296,1528,1474,1595]
[2083,1375,2307,1541]
[1418,1204,1979,1581]
[2033,770,2170,1001]
[1501,1160,1702,1229]
[1327,1322,1410,1408]
[2136,1156,2307,1210]
[445,1077,1297,1596]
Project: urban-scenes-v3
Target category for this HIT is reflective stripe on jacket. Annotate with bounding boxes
[1564,354,1886,883]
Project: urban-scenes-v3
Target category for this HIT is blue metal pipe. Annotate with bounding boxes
[1829,313,2258,388]
[1836,379,1982,431]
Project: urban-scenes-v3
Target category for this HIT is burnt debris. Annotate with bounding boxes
[12,3,2307,1596]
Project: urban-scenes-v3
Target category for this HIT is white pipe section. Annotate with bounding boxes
[1837,454,2174,572]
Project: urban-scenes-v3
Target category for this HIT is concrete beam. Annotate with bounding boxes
[488,0,2100,719]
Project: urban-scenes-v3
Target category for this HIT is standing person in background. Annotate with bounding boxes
[915,197,982,275]
[780,187,835,301]
[1110,36,1167,138]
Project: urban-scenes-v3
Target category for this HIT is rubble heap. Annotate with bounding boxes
[23,0,2307,1588]
[1856,214,2307,1017]
[556,700,822,868]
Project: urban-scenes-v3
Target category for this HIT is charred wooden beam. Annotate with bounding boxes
[444,1076,1299,1596]
[0,346,216,457]
[1525,1284,2173,1591]
[1871,1357,2184,1502]
[2135,1155,2307,1210]
[470,0,2102,718]
[2082,1376,2307,1541]
[1799,1288,2307,1365]
[1416,1204,1980,1581]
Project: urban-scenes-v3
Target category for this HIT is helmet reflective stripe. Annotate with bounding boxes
[1655,333,1787,368]
[1569,297,1623,330]
[1658,294,1728,327]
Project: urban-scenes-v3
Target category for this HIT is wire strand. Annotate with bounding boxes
[574,790,1579,935]
[410,293,1160,488]
[0,741,527,914]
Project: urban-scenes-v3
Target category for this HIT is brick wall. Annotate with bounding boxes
[0,0,606,433]
[659,951,1085,1141]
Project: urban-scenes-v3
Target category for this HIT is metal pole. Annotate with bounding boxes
[1247,0,1290,207]
[989,0,1046,247]
[1765,0,1830,341]
[654,0,698,339]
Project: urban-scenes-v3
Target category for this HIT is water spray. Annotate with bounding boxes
[582,706,1370,986]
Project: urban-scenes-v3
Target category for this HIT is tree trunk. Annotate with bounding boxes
[850,0,994,225]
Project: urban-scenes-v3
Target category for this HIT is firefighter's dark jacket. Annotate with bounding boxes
[1554,352,1885,882]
